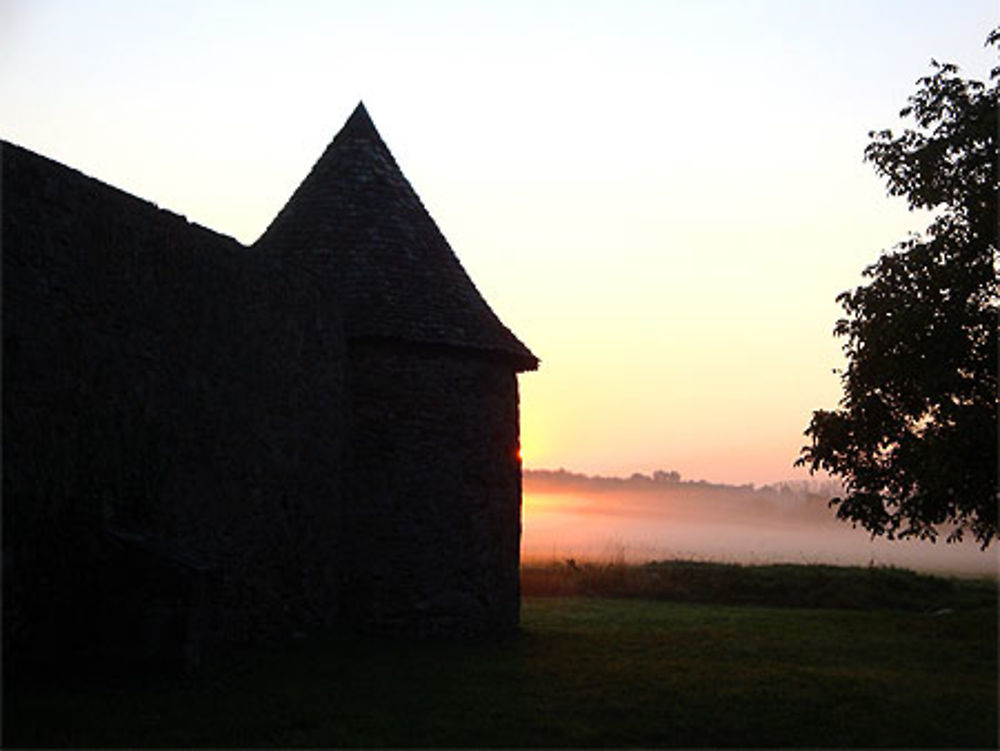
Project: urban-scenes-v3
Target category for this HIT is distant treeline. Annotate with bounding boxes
[521,468,848,527]
[524,468,843,499]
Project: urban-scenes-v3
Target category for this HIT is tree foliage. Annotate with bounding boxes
[797,30,999,548]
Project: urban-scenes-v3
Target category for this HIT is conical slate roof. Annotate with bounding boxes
[255,103,538,371]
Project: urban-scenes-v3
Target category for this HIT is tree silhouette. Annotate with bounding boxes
[798,29,999,548]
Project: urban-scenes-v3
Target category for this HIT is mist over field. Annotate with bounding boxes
[522,469,997,577]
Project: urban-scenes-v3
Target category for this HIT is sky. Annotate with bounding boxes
[2,1,996,485]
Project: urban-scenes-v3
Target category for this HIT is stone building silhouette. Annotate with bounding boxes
[2,103,537,668]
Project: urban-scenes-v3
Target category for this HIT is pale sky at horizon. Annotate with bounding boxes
[2,1,996,485]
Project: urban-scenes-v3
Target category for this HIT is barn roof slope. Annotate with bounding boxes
[254,102,538,371]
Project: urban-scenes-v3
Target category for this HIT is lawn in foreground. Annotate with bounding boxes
[5,597,997,747]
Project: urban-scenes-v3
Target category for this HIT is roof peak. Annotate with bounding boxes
[253,103,538,370]
[339,101,378,140]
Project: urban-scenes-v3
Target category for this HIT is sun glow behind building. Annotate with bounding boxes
[2,0,995,490]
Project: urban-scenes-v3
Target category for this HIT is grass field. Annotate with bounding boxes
[5,564,998,748]
[520,557,999,611]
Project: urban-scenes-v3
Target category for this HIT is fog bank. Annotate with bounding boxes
[522,470,997,577]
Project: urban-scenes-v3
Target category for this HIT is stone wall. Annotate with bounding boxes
[3,143,345,667]
[340,340,522,636]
